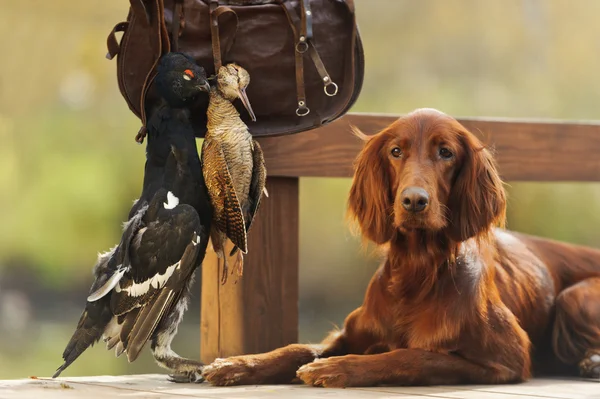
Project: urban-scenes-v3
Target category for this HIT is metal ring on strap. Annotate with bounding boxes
[324,81,338,96]
[296,101,310,116]
[296,36,309,53]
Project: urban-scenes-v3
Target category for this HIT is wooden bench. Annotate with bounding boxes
[198,112,600,363]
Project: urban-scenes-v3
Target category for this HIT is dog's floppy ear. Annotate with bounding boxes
[446,130,506,242]
[347,127,394,245]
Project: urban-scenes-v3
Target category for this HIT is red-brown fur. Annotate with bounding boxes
[203,108,600,387]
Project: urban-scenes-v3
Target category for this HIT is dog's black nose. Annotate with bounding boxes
[401,187,430,213]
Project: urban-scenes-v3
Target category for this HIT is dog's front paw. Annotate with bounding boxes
[202,357,257,386]
[297,357,359,388]
[579,349,600,379]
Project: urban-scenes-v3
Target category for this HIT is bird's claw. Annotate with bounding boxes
[168,370,204,383]
[231,252,244,285]
[220,264,228,285]
[218,254,229,285]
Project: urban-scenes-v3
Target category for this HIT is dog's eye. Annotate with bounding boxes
[439,147,454,160]
[391,147,402,158]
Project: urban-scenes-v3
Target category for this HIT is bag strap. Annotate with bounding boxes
[281,1,309,116]
[170,0,184,51]
[299,0,313,40]
[134,0,170,143]
[105,0,172,143]
[346,0,355,12]
[281,1,338,116]
[308,43,338,97]
[209,1,238,72]
[129,0,151,25]
[106,21,129,60]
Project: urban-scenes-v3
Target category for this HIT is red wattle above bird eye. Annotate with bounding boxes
[184,69,195,78]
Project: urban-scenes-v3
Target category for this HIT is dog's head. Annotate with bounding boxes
[348,108,506,245]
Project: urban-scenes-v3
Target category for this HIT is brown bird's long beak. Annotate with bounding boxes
[198,81,211,92]
[238,88,256,122]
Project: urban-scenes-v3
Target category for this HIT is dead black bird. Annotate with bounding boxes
[53,53,213,382]
[202,63,267,284]
[133,52,212,217]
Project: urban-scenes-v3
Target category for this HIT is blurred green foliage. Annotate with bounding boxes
[2,0,600,379]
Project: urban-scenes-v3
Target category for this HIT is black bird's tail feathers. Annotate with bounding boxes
[53,207,146,378]
[120,289,176,362]
[52,298,112,378]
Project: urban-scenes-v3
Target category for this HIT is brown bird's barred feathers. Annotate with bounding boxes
[230,139,267,257]
[202,139,248,253]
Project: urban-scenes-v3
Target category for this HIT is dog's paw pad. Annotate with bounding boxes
[579,350,600,379]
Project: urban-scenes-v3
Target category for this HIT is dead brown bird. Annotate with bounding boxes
[202,63,267,284]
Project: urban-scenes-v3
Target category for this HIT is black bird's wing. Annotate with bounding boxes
[106,201,203,362]
[201,138,247,252]
[53,197,206,376]
[87,205,148,301]
[52,205,149,378]
[229,140,267,257]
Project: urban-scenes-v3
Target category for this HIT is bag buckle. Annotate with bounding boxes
[296,101,310,117]
[323,77,338,97]
[296,36,309,54]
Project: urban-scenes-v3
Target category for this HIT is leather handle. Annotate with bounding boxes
[129,0,151,25]
[209,1,222,71]
[209,2,238,72]
[106,21,129,60]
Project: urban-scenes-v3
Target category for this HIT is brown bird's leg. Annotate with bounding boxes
[218,242,229,285]
[219,249,230,285]
[216,255,223,284]
[211,231,230,285]
[233,251,244,278]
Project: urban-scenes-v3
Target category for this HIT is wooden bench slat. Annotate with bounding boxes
[258,113,600,181]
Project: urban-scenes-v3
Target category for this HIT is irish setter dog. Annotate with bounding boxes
[203,108,600,387]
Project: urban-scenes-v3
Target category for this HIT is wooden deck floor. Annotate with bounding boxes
[0,374,597,399]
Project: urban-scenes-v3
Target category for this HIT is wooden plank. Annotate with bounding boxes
[258,113,600,181]
[201,177,299,363]
[4,375,599,399]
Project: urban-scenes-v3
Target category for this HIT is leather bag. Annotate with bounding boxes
[106,0,364,142]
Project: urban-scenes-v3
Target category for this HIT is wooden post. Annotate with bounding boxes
[200,176,299,363]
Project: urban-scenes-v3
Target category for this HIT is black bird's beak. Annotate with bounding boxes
[237,88,256,122]
[198,81,211,92]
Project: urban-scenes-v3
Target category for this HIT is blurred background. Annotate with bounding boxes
[2,0,600,379]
